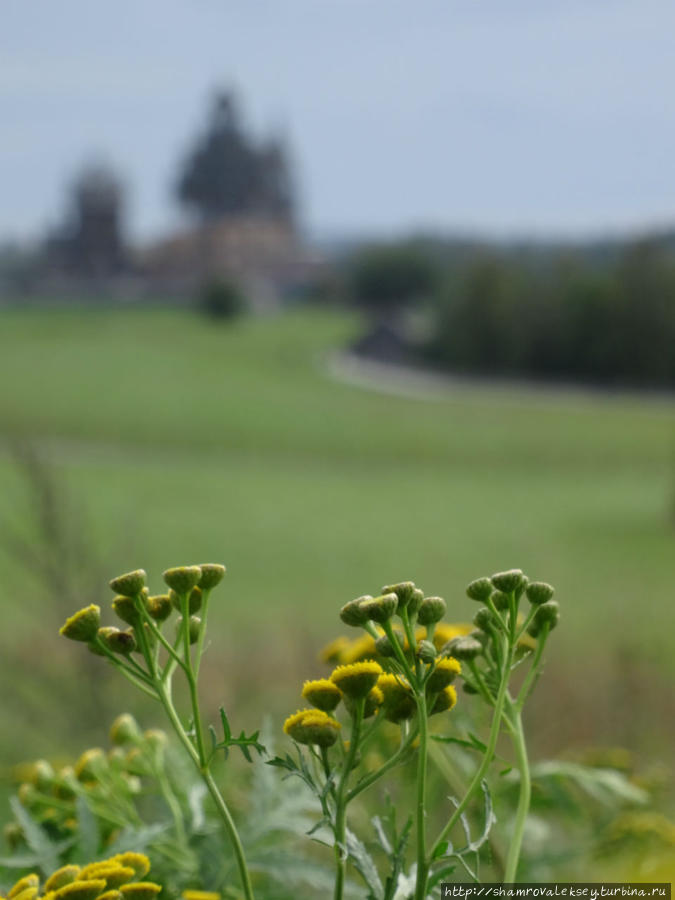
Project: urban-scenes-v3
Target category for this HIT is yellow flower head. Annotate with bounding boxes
[107,855,150,880]
[283,709,341,747]
[430,684,458,716]
[341,635,378,664]
[429,623,473,652]
[80,869,135,891]
[318,636,351,664]
[377,673,416,723]
[44,867,81,894]
[330,660,383,699]
[426,657,462,693]
[53,880,107,900]
[182,892,220,900]
[302,679,342,712]
[8,876,39,900]
[59,605,101,643]
[10,888,38,900]
[119,884,162,900]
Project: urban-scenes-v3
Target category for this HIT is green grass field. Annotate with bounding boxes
[1,305,673,768]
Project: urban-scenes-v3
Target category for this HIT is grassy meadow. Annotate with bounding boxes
[0,304,673,778]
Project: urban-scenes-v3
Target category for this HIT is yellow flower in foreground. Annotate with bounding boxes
[283,709,341,747]
[330,660,383,699]
[430,684,458,715]
[302,679,342,712]
[426,657,462,692]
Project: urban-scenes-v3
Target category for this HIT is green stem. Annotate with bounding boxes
[382,620,417,685]
[346,725,418,803]
[503,707,531,881]
[179,594,208,766]
[333,699,364,900]
[414,692,430,900]
[194,589,211,679]
[202,768,255,900]
[156,684,254,900]
[515,624,549,711]
[431,634,512,856]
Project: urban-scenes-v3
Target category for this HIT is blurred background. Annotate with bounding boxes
[1,0,674,871]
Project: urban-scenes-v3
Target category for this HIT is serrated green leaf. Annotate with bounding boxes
[10,797,61,874]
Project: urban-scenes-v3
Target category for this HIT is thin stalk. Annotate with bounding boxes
[346,724,418,803]
[179,593,208,766]
[414,691,430,900]
[503,707,530,881]
[194,588,211,678]
[156,683,254,900]
[431,634,512,856]
[333,699,364,900]
[515,624,549,711]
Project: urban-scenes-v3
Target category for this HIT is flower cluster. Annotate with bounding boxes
[5,716,169,852]
[0,853,160,900]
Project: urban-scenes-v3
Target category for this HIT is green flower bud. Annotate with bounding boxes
[407,588,424,617]
[3,821,23,850]
[526,581,555,605]
[339,596,370,627]
[147,594,172,622]
[469,629,489,648]
[162,566,202,595]
[177,615,201,644]
[491,569,524,593]
[466,577,493,601]
[169,587,202,614]
[98,627,137,655]
[30,759,55,791]
[359,593,397,623]
[112,595,140,626]
[109,570,146,597]
[375,631,403,658]
[198,563,226,590]
[462,681,479,695]
[416,639,437,663]
[491,590,510,611]
[143,729,168,750]
[531,599,560,632]
[74,748,106,782]
[381,581,416,610]
[417,596,446,626]
[54,766,78,800]
[110,713,142,746]
[441,636,483,660]
[473,606,497,631]
[60,605,101,642]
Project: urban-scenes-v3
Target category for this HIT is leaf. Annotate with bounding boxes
[10,797,61,874]
[105,823,169,856]
[72,795,100,863]
[345,828,384,900]
[188,782,208,831]
[372,816,392,856]
[212,707,266,762]
[530,761,648,809]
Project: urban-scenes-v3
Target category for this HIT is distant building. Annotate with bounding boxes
[139,215,324,311]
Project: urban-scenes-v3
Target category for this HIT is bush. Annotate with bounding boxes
[198,279,246,319]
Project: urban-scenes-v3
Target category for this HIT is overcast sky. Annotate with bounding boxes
[3,0,675,244]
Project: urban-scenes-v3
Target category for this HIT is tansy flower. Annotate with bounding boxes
[377,673,416,723]
[430,685,458,715]
[283,709,341,747]
[330,661,383,699]
[302,679,342,712]
[426,657,461,693]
